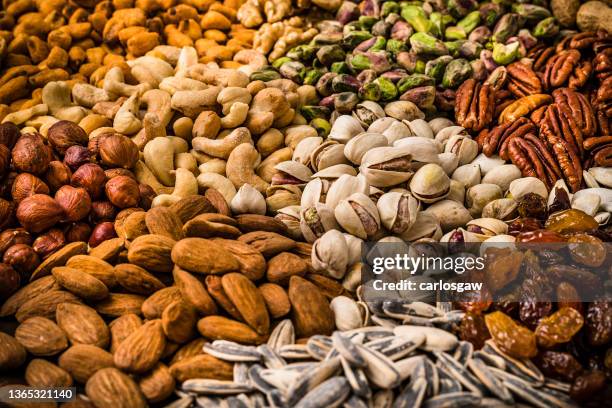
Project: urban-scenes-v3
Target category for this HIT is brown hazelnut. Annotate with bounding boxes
[16,194,65,233]
[32,228,66,259]
[89,222,117,247]
[55,185,91,221]
[138,183,155,210]
[65,222,92,242]
[47,120,88,154]
[105,175,140,208]
[0,198,15,229]
[63,145,92,170]
[0,228,32,256]
[99,133,139,169]
[3,244,40,279]
[104,168,135,181]
[90,201,117,222]
[0,263,20,301]
[0,122,20,149]
[0,144,9,179]
[11,133,52,175]
[71,163,105,199]
[45,161,72,191]
[11,173,50,203]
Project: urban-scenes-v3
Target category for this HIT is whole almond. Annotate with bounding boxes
[169,354,233,383]
[212,238,266,280]
[183,213,241,238]
[86,367,147,408]
[56,303,110,348]
[307,273,348,300]
[259,283,291,318]
[145,206,184,241]
[114,319,166,373]
[25,359,73,387]
[30,241,88,281]
[0,275,59,317]
[266,252,308,285]
[197,316,265,345]
[238,231,296,257]
[114,263,165,295]
[109,314,143,353]
[15,316,69,356]
[288,276,335,338]
[170,195,216,223]
[205,275,243,321]
[171,237,240,274]
[222,272,270,335]
[117,211,148,240]
[128,234,176,273]
[173,267,217,316]
[52,266,109,301]
[170,338,206,365]
[15,289,82,322]
[162,300,197,344]
[235,214,288,234]
[141,286,182,319]
[94,293,145,317]
[59,344,114,383]
[204,188,231,216]
[138,362,175,403]
[66,255,116,288]
[114,208,145,239]
[0,332,27,370]
[88,237,125,262]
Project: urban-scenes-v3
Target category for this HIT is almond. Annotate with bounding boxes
[113,319,166,373]
[238,231,296,257]
[288,276,335,338]
[56,303,110,348]
[145,206,184,241]
[0,332,27,370]
[170,338,206,365]
[15,289,82,322]
[59,344,114,383]
[138,362,175,403]
[169,354,233,383]
[25,359,73,387]
[197,315,266,345]
[171,237,240,275]
[109,314,143,354]
[212,238,266,280]
[162,300,197,344]
[88,237,125,262]
[85,367,147,408]
[183,213,241,238]
[235,214,288,234]
[128,234,176,273]
[52,266,109,301]
[205,187,231,215]
[94,293,145,317]
[205,275,243,321]
[141,286,182,319]
[15,316,69,356]
[306,273,348,299]
[222,272,270,335]
[66,255,116,288]
[114,263,165,295]
[266,252,308,285]
[259,283,291,318]
[0,275,59,317]
[173,266,217,316]
[30,241,88,281]
[117,211,148,240]
[170,195,216,223]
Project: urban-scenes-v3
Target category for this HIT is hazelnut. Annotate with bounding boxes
[99,133,139,169]
[0,144,9,179]
[90,201,117,222]
[11,173,50,203]
[0,228,32,256]
[0,172,17,198]
[3,244,40,279]
[0,122,20,149]
[45,161,72,191]
[11,133,52,175]
[89,222,117,247]
[139,183,155,210]
[47,120,88,154]
[0,198,15,229]
[65,222,92,243]
[87,130,114,157]
[105,168,135,181]
[64,145,92,170]
[32,228,66,259]
[71,163,105,199]
[0,263,20,301]
[55,185,92,221]
[16,194,64,233]
[105,175,140,208]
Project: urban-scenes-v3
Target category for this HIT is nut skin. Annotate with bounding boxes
[104,168,135,182]
[0,122,20,149]
[506,61,542,97]
[507,133,563,190]
[476,117,537,159]
[105,175,140,209]
[2,244,40,279]
[0,263,20,301]
[89,222,117,248]
[65,222,92,243]
[16,194,65,233]
[11,173,50,203]
[47,120,88,154]
[45,161,72,192]
[138,184,155,210]
[0,228,32,256]
[71,163,106,199]
[90,201,117,222]
[11,133,52,175]
[0,144,9,179]
[64,145,92,171]
[32,228,66,259]
[99,133,139,169]
[55,185,92,222]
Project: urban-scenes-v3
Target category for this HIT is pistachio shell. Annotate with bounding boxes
[384,101,425,121]
[434,126,465,147]
[587,167,612,188]
[344,132,389,165]
[466,217,508,236]
[452,164,481,188]
[343,233,364,267]
[481,164,521,191]
[471,153,505,175]
[310,142,351,172]
[393,137,441,166]
[428,118,454,135]
[424,199,472,232]
[507,177,547,199]
[325,174,370,209]
[405,119,433,139]
[334,192,381,240]
[409,163,450,203]
[376,191,420,234]
[360,146,414,188]
[573,188,612,212]
[312,164,358,179]
[447,179,466,203]
[274,161,313,183]
[301,178,326,208]
[466,183,503,216]
[230,184,267,215]
[481,198,518,221]
[440,228,483,243]
[400,212,442,241]
[312,229,349,279]
[444,134,478,165]
[300,203,341,243]
[292,136,323,166]
[437,152,459,175]
[547,179,572,210]
[328,115,364,143]
[571,193,601,216]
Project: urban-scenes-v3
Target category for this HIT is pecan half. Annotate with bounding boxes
[569,32,601,51]
[540,103,584,158]
[494,90,514,118]
[455,79,495,132]
[508,134,562,189]
[594,75,612,117]
[527,44,555,73]
[498,94,552,124]
[593,48,612,81]
[550,136,582,192]
[506,62,542,98]
[477,117,536,159]
[584,136,612,167]
[553,88,597,139]
[596,110,610,135]
[542,49,582,90]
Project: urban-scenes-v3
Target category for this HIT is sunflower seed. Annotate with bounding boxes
[259,368,298,393]
[345,326,394,341]
[367,332,425,361]
[422,392,481,408]
[287,357,341,406]
[434,351,485,396]
[436,365,462,394]
[203,341,262,362]
[483,340,544,385]
[307,335,333,360]
[544,379,571,393]
[265,390,286,408]
[394,326,458,352]
[294,377,350,408]
[250,393,266,408]
[357,343,401,389]
[182,380,254,395]
[226,395,249,408]
[467,358,514,404]
[340,355,371,399]
[268,319,295,351]
[247,365,275,394]
[234,363,250,385]
[343,395,369,408]
[279,344,311,360]
[371,314,399,329]
[372,389,394,408]
[473,350,506,370]
[257,344,286,369]
[332,331,366,367]
[195,396,221,408]
[392,377,427,408]
[396,355,426,381]
[453,341,473,365]
[492,368,576,408]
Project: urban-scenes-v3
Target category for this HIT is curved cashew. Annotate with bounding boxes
[233,49,267,71]
[187,64,249,88]
[175,46,199,77]
[42,81,87,123]
[173,117,193,141]
[128,56,174,89]
[226,143,270,193]
[196,172,237,204]
[217,87,252,115]
[143,136,175,186]
[141,89,172,127]
[78,114,112,135]
[221,102,249,128]
[168,136,189,154]
[152,168,198,207]
[257,147,293,183]
[113,93,142,135]
[192,126,253,159]
[134,160,166,193]
[171,86,221,118]
[103,66,150,98]
[72,83,110,108]
[132,112,166,150]
[174,152,198,174]
[198,159,226,175]
[159,76,207,95]
[2,104,48,125]
[24,116,58,137]
[148,45,182,66]
[193,111,221,139]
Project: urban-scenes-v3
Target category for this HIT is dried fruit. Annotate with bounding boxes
[460,311,491,349]
[544,209,599,234]
[535,307,584,348]
[484,311,538,359]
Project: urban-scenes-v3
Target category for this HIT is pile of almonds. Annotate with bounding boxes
[0,193,341,405]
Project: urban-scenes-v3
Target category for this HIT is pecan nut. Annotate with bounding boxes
[476,117,537,159]
[593,48,612,81]
[508,133,562,189]
[542,49,582,90]
[584,136,612,168]
[455,79,495,132]
[594,75,612,117]
[506,62,542,98]
[498,94,552,124]
[540,103,584,158]
[553,88,597,139]
[549,136,582,192]
[527,44,555,73]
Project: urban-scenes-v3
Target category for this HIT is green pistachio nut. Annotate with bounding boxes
[250,68,281,82]
[533,17,559,39]
[492,13,521,44]
[512,4,551,24]
[401,5,433,33]
[300,105,330,121]
[458,40,483,59]
[410,32,449,55]
[331,62,350,74]
[359,16,379,31]
[343,31,374,49]
[457,11,481,34]
[381,1,400,17]
[303,69,325,86]
[429,12,445,37]
[400,85,436,110]
[442,58,473,88]
[311,118,331,137]
[425,55,453,82]
[447,0,478,19]
[492,41,520,65]
[397,73,435,93]
[316,44,346,66]
[374,77,398,101]
[445,26,467,40]
[371,36,388,51]
[286,45,317,61]
[349,54,372,71]
[415,59,426,74]
[272,57,292,69]
[279,61,306,83]
[359,82,382,101]
[444,40,466,57]
[334,92,360,113]
[386,38,407,53]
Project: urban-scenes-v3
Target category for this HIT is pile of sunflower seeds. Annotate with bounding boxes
[164,301,577,408]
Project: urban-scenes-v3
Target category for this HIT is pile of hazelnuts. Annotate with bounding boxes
[0,121,153,302]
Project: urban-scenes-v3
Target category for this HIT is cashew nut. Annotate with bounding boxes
[192,126,253,159]
[2,104,48,125]
[132,112,166,150]
[226,142,270,193]
[134,160,166,193]
[113,93,142,135]
[168,136,189,154]
[170,86,221,117]
[175,46,199,77]
[233,49,267,71]
[141,89,172,127]
[196,172,237,204]
[103,66,150,98]
[220,102,249,128]
[174,152,198,174]
[217,87,252,114]
[159,76,207,95]
[173,116,193,141]
[257,146,293,183]
[72,83,110,108]
[143,136,175,186]
[193,111,221,139]
[198,159,227,175]
[128,56,174,89]
[42,81,88,123]
[152,168,199,207]
[24,115,58,137]
[78,114,112,135]
[187,64,249,88]
[148,45,182,66]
